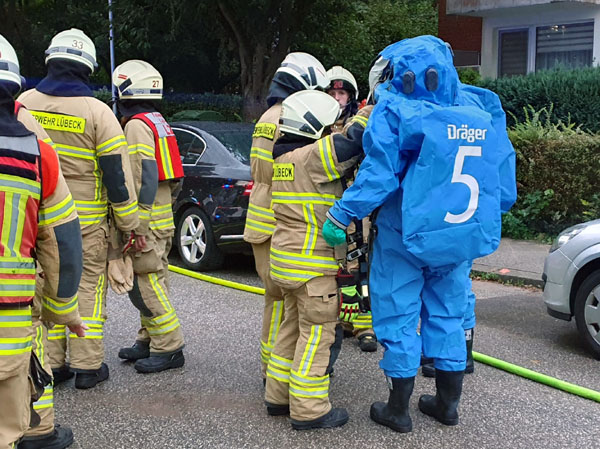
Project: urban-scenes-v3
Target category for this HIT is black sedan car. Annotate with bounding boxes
[171,121,253,270]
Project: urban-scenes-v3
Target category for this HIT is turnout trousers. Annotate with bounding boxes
[129,231,184,354]
[252,240,284,378]
[47,227,107,371]
[265,276,339,422]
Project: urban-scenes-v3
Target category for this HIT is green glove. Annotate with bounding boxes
[339,285,361,323]
[323,218,346,246]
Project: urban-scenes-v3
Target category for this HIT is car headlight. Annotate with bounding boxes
[550,224,587,252]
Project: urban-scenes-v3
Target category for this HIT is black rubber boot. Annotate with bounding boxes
[465,328,475,374]
[265,401,290,416]
[358,334,377,352]
[290,407,349,430]
[74,363,109,390]
[421,357,435,378]
[17,424,74,449]
[118,340,150,361]
[134,350,184,373]
[51,366,74,385]
[370,377,414,433]
[418,369,464,426]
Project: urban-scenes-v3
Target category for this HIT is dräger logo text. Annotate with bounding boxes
[447,124,487,143]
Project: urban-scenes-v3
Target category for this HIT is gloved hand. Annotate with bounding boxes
[339,285,361,323]
[107,254,134,295]
[323,218,346,247]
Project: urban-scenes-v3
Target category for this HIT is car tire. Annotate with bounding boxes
[574,270,600,359]
[175,206,224,271]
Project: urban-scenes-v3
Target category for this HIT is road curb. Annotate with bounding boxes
[471,268,544,289]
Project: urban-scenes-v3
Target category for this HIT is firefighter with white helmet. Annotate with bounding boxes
[111,60,185,373]
[243,52,329,384]
[264,90,373,429]
[18,28,140,390]
[0,34,84,449]
[325,65,359,132]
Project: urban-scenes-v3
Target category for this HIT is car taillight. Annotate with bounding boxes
[241,180,253,196]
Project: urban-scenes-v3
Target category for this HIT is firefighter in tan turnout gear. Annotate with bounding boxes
[18,28,140,389]
[243,53,329,382]
[111,60,185,373]
[326,66,377,353]
[0,34,84,449]
[264,90,371,430]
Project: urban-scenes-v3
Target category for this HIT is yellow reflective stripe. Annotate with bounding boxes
[267,300,284,347]
[11,193,28,257]
[299,325,322,375]
[159,137,174,179]
[0,277,36,296]
[92,275,105,318]
[318,136,340,181]
[266,365,290,383]
[290,370,329,386]
[56,143,95,160]
[152,203,172,214]
[97,134,126,155]
[33,385,53,410]
[250,147,273,163]
[0,336,32,355]
[42,294,78,316]
[0,309,32,328]
[149,217,175,230]
[301,204,318,256]
[48,325,66,340]
[351,115,368,127]
[133,143,155,157]
[246,218,275,231]
[0,174,41,199]
[271,191,337,206]
[248,203,274,219]
[74,200,107,213]
[33,325,44,365]
[0,258,35,275]
[39,194,75,226]
[113,201,138,218]
[270,247,337,264]
[139,209,151,219]
[42,137,55,150]
[270,263,322,282]
[269,254,337,270]
[78,215,103,226]
[149,273,172,312]
[245,223,273,235]
[146,316,180,336]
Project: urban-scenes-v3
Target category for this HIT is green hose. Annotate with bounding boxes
[169,263,600,403]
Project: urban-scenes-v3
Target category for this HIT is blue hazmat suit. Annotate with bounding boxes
[326,36,516,377]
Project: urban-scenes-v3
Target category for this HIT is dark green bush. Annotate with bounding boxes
[480,67,600,132]
[503,107,600,238]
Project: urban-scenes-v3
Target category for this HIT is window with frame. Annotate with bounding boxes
[536,22,593,71]
[499,29,529,77]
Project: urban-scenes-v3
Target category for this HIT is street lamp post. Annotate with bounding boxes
[108,0,117,114]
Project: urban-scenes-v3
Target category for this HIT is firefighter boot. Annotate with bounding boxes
[370,377,414,433]
[418,369,464,426]
[422,328,475,377]
[290,408,349,430]
[74,363,109,390]
[51,365,74,384]
[134,350,185,373]
[18,424,74,449]
[118,340,150,361]
[358,334,377,352]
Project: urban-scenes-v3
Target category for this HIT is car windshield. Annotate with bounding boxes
[209,127,252,164]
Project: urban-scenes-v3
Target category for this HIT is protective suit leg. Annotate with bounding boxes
[370,224,423,378]
[252,241,284,379]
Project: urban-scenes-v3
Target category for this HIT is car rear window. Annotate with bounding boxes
[209,128,252,164]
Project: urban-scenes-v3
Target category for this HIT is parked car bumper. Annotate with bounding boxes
[542,248,573,319]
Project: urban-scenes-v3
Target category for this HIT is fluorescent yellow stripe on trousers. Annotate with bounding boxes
[261,300,284,363]
[267,354,292,383]
[289,369,330,399]
[299,325,322,376]
[93,274,105,318]
[149,273,172,312]
[32,326,53,410]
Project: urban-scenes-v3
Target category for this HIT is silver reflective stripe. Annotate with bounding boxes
[141,112,171,138]
[0,260,35,270]
[0,315,31,323]
[45,46,97,68]
[289,372,329,385]
[0,340,31,350]
[0,59,19,76]
[0,135,40,156]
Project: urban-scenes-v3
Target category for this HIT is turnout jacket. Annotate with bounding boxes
[270,107,371,290]
[243,103,282,244]
[18,89,139,233]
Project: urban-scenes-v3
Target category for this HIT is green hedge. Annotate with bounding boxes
[93,88,243,121]
[480,67,600,132]
[502,107,600,239]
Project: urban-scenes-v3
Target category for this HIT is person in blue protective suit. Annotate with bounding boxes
[322,35,516,432]
[421,78,517,378]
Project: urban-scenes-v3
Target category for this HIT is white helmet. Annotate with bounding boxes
[45,28,97,73]
[0,34,22,88]
[279,90,340,139]
[326,66,359,100]
[367,55,392,103]
[275,52,329,90]
[113,60,162,101]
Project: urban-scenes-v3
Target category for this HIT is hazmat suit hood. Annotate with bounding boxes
[375,35,458,107]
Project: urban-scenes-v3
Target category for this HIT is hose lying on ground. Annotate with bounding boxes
[169,264,600,404]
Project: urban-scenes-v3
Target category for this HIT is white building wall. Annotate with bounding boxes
[479,3,600,78]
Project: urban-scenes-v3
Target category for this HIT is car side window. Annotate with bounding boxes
[173,128,207,165]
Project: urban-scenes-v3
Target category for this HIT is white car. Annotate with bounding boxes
[543,219,600,359]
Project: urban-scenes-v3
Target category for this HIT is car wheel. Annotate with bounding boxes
[574,269,600,359]
[175,206,224,271]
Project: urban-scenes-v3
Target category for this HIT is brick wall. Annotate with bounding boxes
[438,0,482,52]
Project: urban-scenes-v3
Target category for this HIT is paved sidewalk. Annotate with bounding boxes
[473,238,550,287]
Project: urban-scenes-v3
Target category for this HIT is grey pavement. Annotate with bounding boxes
[472,238,550,287]
[53,272,599,449]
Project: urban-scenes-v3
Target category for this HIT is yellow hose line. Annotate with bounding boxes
[169,264,600,403]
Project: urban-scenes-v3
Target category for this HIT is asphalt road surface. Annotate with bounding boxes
[54,256,599,449]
